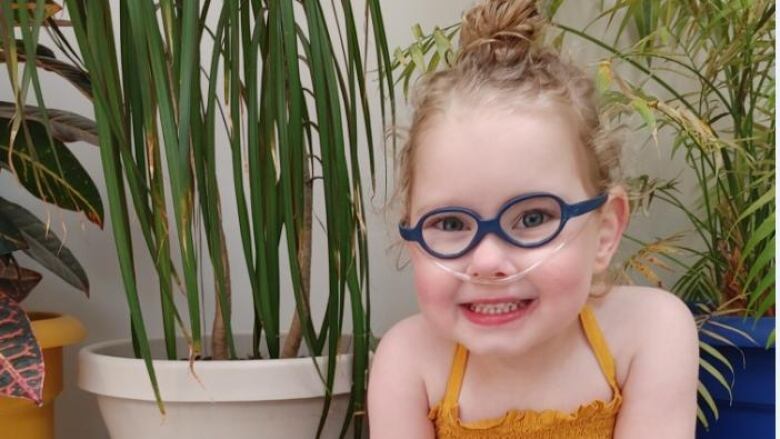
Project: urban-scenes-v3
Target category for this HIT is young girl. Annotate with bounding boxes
[367,1,699,437]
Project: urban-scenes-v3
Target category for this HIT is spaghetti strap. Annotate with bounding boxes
[579,305,620,391]
[441,343,469,410]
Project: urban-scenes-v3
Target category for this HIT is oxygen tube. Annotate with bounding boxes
[426,214,592,286]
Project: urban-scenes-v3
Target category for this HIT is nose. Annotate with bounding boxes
[465,233,517,279]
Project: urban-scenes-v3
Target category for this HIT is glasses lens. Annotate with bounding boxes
[500,196,563,245]
[421,211,478,256]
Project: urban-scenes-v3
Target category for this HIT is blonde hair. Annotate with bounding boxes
[394,0,623,225]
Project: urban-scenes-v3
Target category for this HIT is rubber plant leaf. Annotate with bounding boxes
[0,40,56,58]
[0,291,44,405]
[0,197,89,295]
[0,102,98,146]
[0,117,104,227]
[0,208,27,255]
[0,50,92,99]
[0,256,42,303]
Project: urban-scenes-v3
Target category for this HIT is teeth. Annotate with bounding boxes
[468,300,531,315]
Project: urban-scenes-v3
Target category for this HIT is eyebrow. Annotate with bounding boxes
[411,201,458,219]
[410,190,568,219]
[410,206,433,222]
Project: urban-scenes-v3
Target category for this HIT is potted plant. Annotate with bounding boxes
[391,0,774,437]
[552,2,774,437]
[0,4,95,437]
[10,0,396,437]
[0,205,88,438]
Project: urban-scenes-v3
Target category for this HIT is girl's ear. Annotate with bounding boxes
[592,186,630,273]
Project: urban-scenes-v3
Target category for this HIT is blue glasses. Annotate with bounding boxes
[399,192,608,259]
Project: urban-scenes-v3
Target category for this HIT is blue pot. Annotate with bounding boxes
[696,315,775,439]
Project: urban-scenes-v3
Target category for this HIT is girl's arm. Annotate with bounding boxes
[368,317,436,438]
[613,289,699,439]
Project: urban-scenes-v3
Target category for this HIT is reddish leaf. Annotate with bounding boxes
[0,292,44,404]
[0,256,42,303]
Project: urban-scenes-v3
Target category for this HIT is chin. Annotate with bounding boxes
[458,332,535,357]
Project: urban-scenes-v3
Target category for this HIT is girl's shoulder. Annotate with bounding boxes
[589,285,697,386]
[372,314,455,404]
[590,284,693,323]
[375,314,454,362]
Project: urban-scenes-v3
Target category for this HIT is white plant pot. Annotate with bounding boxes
[78,335,360,438]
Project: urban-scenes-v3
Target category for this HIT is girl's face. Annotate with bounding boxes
[407,103,624,358]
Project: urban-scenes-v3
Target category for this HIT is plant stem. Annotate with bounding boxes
[282,157,313,359]
[211,225,231,360]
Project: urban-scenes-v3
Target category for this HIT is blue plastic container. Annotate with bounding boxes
[696,315,775,439]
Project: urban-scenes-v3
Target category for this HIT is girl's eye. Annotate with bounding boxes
[434,216,466,231]
[519,210,549,228]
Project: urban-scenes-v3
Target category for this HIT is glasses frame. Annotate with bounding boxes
[399,192,609,259]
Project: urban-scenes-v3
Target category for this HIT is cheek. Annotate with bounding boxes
[535,241,597,298]
[410,250,458,303]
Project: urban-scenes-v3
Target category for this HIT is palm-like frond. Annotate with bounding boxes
[6,1,395,434]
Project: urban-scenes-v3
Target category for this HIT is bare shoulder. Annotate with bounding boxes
[588,286,698,384]
[372,314,453,373]
[594,286,700,438]
[590,285,696,342]
[367,315,451,438]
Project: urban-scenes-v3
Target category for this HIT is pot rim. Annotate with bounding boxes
[28,312,86,349]
[78,337,357,402]
[699,315,775,348]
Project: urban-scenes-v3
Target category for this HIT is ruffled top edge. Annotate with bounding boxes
[428,390,622,431]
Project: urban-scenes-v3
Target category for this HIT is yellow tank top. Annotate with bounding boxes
[427,305,622,438]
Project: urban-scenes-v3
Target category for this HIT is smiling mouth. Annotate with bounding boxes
[465,299,535,315]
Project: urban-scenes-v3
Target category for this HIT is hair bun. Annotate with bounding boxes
[458,0,546,67]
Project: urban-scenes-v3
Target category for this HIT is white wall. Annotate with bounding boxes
[1,1,694,437]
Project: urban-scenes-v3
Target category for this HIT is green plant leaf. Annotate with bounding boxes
[754,287,776,320]
[0,208,26,255]
[426,51,441,74]
[411,42,425,73]
[0,197,89,295]
[697,381,719,421]
[0,102,98,145]
[744,236,774,303]
[697,406,709,431]
[734,186,774,227]
[699,329,747,369]
[699,341,735,377]
[596,59,612,95]
[740,212,774,266]
[411,23,424,40]
[393,47,408,67]
[705,320,757,346]
[699,358,733,401]
[545,0,565,18]
[0,117,104,226]
[432,28,451,65]
[630,97,657,142]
